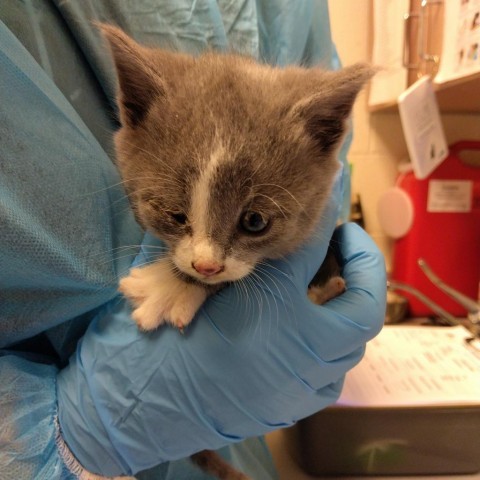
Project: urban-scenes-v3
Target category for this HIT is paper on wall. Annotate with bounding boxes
[368,0,409,107]
[435,0,480,84]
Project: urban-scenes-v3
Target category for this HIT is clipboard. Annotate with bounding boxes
[290,325,480,476]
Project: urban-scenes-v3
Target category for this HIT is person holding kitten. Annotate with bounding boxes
[0,2,386,480]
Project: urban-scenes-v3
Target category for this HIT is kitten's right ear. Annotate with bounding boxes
[291,63,376,157]
[98,24,165,128]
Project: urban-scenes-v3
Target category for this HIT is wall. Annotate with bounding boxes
[328,0,480,271]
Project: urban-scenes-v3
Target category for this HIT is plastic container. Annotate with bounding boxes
[391,141,480,317]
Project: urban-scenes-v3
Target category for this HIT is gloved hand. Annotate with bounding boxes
[57,175,386,477]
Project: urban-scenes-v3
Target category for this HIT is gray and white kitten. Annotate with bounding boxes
[101,25,372,480]
[100,26,372,332]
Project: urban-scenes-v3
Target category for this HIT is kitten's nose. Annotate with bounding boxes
[192,260,224,277]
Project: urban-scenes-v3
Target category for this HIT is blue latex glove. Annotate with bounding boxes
[57,180,386,476]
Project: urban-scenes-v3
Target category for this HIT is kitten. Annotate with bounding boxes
[100,25,372,479]
[100,25,372,331]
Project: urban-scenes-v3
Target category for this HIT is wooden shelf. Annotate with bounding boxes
[435,71,480,113]
[370,71,480,114]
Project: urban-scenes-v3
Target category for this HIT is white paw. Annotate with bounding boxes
[119,259,208,331]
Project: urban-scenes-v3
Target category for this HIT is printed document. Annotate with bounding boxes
[338,325,480,407]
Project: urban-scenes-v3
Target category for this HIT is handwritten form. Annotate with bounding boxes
[338,326,480,407]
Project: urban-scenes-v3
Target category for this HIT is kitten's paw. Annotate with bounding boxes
[132,283,207,331]
[132,304,166,331]
[119,260,208,331]
[168,286,208,330]
[308,276,346,305]
[118,268,149,305]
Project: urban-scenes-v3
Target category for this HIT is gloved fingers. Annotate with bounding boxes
[296,222,386,362]
[198,222,385,358]
[330,222,388,323]
[266,167,344,288]
[243,223,386,392]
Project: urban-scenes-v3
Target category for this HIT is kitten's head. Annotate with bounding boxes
[101,25,373,285]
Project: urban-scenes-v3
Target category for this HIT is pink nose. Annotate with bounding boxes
[192,261,224,277]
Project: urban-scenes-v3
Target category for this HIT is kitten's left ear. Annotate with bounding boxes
[98,24,170,128]
[294,63,375,155]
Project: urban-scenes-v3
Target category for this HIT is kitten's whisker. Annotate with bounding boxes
[95,252,145,268]
[247,154,270,182]
[254,265,291,311]
[250,270,284,349]
[256,263,300,335]
[243,274,265,338]
[95,248,168,268]
[246,274,264,315]
[234,278,255,337]
[253,193,290,219]
[250,271,278,333]
[256,261,291,281]
[76,176,176,199]
[243,277,264,344]
[121,186,155,200]
[255,261,296,338]
[89,244,168,260]
[117,140,179,177]
[253,183,306,212]
[241,280,255,324]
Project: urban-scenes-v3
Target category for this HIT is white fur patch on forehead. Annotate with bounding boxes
[189,140,227,241]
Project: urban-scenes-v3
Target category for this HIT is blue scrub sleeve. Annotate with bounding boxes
[0,19,143,349]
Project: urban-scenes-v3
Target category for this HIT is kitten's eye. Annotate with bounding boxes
[168,211,187,225]
[240,211,269,234]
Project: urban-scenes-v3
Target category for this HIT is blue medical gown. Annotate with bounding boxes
[0,1,351,479]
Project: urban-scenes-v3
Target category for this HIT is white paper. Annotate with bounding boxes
[338,325,480,407]
[368,0,409,107]
[398,76,448,179]
[435,0,480,84]
[427,180,473,212]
